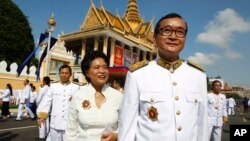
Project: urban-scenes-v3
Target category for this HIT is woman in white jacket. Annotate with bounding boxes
[1,83,13,118]
[65,51,123,141]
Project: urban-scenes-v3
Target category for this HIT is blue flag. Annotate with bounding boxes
[16,33,48,77]
[36,36,57,81]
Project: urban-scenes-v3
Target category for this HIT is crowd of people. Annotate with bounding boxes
[1,12,250,141]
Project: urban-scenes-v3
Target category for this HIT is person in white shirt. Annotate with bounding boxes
[1,83,13,118]
[29,85,37,119]
[227,97,236,115]
[207,80,228,141]
[36,76,51,140]
[111,79,124,94]
[37,65,80,141]
[16,79,35,121]
[65,51,123,141]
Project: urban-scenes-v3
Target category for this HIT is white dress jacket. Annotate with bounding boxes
[37,82,79,130]
[65,83,123,141]
[207,93,227,126]
[118,60,208,141]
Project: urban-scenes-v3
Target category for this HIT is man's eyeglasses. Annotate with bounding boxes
[158,26,186,38]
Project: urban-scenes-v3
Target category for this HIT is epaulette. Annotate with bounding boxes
[187,60,205,72]
[73,82,87,86]
[72,81,80,85]
[129,60,149,72]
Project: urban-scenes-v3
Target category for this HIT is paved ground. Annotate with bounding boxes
[221,107,250,141]
[0,107,249,141]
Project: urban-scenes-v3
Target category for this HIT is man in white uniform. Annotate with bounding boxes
[36,76,51,140]
[16,79,35,121]
[118,13,208,141]
[227,97,236,115]
[207,80,228,141]
[37,65,79,141]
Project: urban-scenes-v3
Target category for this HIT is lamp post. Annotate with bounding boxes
[45,14,56,76]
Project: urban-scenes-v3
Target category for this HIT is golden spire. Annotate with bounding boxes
[124,0,142,23]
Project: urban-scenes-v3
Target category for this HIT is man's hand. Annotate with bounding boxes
[101,132,118,141]
[37,118,45,128]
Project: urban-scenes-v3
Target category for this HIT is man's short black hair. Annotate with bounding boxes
[154,12,188,35]
[59,64,72,74]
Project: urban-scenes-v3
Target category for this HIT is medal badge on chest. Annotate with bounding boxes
[214,105,219,109]
[82,100,91,110]
[147,106,158,121]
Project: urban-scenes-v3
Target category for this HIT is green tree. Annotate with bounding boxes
[0,0,37,71]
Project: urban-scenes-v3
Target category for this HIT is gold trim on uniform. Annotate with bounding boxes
[60,81,71,85]
[147,106,158,121]
[82,100,91,110]
[223,116,228,122]
[187,60,205,72]
[129,60,149,72]
[37,112,48,120]
[157,58,183,73]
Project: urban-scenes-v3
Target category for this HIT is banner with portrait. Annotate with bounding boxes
[114,45,124,67]
[124,49,131,68]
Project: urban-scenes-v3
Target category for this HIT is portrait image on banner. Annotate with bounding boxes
[132,53,139,64]
[114,45,124,67]
[124,49,131,68]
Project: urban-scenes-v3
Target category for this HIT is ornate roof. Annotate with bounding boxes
[79,0,155,51]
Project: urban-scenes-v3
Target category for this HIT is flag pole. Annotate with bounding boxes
[45,14,56,76]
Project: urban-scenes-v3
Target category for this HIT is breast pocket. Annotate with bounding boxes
[52,91,61,96]
[185,92,202,104]
[139,92,167,115]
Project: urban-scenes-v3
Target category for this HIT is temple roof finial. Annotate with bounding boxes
[124,0,142,23]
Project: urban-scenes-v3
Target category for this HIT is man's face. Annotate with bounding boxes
[212,82,222,94]
[154,17,187,59]
[112,80,118,89]
[23,79,28,85]
[59,68,71,83]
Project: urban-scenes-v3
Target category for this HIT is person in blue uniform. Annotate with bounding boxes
[118,12,208,141]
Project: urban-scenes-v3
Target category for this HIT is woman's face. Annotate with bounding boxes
[86,57,109,88]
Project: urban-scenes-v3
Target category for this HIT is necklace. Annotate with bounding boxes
[213,94,221,110]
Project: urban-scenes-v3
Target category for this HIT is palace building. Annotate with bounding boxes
[47,0,157,84]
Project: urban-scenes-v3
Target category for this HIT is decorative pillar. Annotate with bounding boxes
[149,53,153,61]
[109,38,116,67]
[143,51,147,60]
[94,37,99,51]
[81,39,86,60]
[103,35,108,55]
[136,48,140,61]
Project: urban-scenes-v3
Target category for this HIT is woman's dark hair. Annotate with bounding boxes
[6,83,13,96]
[43,76,51,86]
[154,12,188,35]
[81,50,109,82]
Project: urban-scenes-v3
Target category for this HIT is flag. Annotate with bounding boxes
[16,33,48,77]
[36,36,57,81]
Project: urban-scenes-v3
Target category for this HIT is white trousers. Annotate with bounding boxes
[228,107,235,115]
[208,125,222,141]
[46,128,65,141]
[39,118,50,138]
[16,102,34,120]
